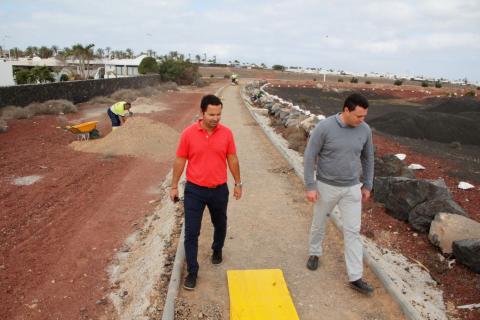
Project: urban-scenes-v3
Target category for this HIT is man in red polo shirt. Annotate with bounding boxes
[170,94,242,290]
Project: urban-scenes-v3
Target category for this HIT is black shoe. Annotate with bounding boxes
[183,273,197,290]
[306,255,319,271]
[349,279,374,295]
[211,250,223,265]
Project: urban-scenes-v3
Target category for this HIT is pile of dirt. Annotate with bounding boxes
[70,117,179,162]
[425,97,480,114]
[369,111,480,146]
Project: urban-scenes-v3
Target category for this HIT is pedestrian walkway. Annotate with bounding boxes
[177,84,404,319]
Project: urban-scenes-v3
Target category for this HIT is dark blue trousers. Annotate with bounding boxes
[184,181,229,274]
[107,108,121,127]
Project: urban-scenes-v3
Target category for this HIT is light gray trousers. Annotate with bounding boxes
[309,181,363,281]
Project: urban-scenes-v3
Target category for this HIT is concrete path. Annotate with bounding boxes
[176,84,405,319]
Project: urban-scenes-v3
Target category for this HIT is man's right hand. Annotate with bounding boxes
[305,190,319,202]
[170,188,179,202]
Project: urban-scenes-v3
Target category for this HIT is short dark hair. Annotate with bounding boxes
[200,94,223,112]
[343,93,369,112]
[124,102,131,109]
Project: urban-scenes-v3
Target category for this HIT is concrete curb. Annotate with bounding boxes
[161,223,185,320]
[161,85,227,320]
[240,88,421,320]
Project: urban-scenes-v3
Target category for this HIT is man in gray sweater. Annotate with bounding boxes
[304,93,374,295]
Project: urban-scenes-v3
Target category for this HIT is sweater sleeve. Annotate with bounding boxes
[303,124,324,191]
[360,129,374,191]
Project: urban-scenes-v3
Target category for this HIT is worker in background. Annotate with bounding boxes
[231,73,238,85]
[107,101,132,130]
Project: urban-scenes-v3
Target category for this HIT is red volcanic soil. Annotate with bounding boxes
[0,84,222,320]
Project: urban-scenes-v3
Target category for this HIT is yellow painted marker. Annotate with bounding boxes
[227,269,299,320]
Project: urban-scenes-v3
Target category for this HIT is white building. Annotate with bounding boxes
[104,55,148,78]
[0,60,15,86]
[0,55,152,85]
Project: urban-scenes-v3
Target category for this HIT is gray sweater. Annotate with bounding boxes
[304,113,374,191]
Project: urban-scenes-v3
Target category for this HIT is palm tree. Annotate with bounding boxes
[63,43,95,79]
[38,46,53,59]
[51,45,59,56]
[125,48,134,58]
[25,46,38,57]
[96,48,105,58]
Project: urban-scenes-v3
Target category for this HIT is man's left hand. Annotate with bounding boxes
[233,185,242,200]
[361,187,371,203]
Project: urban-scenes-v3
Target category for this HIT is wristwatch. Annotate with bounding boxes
[235,181,243,187]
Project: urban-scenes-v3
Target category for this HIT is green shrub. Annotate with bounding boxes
[435,81,442,88]
[272,64,285,71]
[60,74,69,82]
[465,91,476,97]
[210,74,215,78]
[30,66,54,83]
[421,81,429,87]
[350,77,358,83]
[338,78,344,82]
[138,57,159,74]
[15,69,31,84]
[15,66,54,84]
[158,58,199,85]
[365,80,372,84]
[394,79,403,86]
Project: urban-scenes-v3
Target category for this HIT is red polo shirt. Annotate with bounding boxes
[176,120,236,187]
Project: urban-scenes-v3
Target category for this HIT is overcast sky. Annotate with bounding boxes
[2,0,479,83]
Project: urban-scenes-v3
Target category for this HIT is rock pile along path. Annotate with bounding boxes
[175,84,405,319]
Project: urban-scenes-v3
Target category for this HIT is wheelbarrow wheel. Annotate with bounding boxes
[89,129,101,139]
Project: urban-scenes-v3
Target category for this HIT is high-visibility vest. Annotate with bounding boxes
[110,101,128,116]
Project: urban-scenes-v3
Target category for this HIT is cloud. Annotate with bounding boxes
[2,0,479,82]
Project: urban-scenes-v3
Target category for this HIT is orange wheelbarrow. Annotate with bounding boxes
[65,121,99,141]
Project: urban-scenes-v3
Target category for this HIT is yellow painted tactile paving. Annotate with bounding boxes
[227,269,300,320]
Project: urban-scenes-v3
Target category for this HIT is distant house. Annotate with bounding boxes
[0,54,153,85]
[104,55,149,78]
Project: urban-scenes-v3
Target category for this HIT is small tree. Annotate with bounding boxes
[338,78,344,82]
[350,77,358,83]
[138,56,159,74]
[394,79,403,86]
[272,64,285,71]
[365,80,372,84]
[435,81,442,88]
[421,81,429,87]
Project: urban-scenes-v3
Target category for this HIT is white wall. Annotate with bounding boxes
[0,61,15,86]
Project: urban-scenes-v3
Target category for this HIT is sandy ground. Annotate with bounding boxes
[175,84,405,319]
